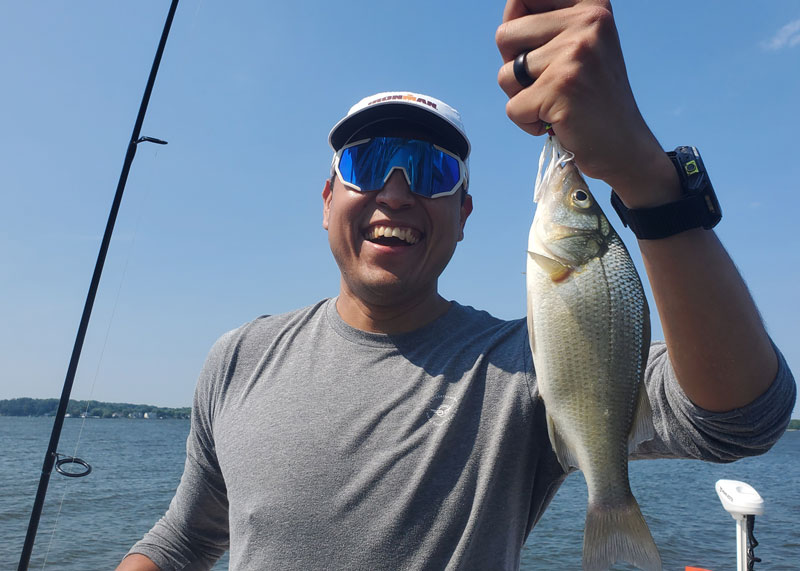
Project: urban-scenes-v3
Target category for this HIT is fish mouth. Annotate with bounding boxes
[363,225,422,246]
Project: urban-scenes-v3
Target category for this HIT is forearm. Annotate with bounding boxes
[115,553,160,571]
[612,150,777,412]
[638,228,777,412]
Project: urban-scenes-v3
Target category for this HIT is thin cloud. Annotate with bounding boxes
[762,18,800,51]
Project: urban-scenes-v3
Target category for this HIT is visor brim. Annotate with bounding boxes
[329,102,470,160]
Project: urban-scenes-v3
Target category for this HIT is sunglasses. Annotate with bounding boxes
[332,137,467,198]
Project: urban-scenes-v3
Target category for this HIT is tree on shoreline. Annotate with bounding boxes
[0,398,190,419]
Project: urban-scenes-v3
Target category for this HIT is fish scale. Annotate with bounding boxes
[527,136,660,570]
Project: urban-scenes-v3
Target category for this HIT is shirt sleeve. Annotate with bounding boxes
[632,340,796,462]
[126,332,235,570]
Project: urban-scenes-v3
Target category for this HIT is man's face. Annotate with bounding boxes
[322,148,472,307]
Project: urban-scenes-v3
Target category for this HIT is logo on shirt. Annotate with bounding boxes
[427,395,458,426]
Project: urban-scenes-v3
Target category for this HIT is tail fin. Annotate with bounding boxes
[583,497,662,571]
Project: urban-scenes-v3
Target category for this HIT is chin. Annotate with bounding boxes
[350,277,424,306]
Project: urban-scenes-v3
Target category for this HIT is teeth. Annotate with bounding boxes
[366,225,420,245]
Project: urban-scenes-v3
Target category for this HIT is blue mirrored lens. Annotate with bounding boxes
[337,138,462,198]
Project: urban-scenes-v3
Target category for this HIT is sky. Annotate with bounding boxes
[1,1,798,419]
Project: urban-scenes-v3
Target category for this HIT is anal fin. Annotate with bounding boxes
[546,413,579,473]
[628,381,655,454]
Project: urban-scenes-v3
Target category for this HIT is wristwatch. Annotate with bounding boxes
[610,146,722,240]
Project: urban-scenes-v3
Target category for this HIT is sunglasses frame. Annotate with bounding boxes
[332,137,468,198]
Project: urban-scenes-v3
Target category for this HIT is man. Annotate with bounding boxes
[118,1,795,569]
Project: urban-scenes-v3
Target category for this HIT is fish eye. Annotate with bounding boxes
[572,189,591,208]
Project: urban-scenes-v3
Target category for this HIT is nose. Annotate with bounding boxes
[375,168,416,210]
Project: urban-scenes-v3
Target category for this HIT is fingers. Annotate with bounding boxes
[496,0,661,187]
[496,12,566,63]
[497,36,557,97]
[496,0,646,181]
[502,0,578,23]
[498,0,612,64]
[496,12,568,137]
[502,69,557,137]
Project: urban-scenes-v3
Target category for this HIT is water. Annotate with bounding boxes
[0,417,228,570]
[2,417,798,570]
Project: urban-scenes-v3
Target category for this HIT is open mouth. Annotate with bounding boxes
[363,225,421,246]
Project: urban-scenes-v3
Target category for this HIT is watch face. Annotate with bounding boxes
[675,147,705,191]
[671,146,722,229]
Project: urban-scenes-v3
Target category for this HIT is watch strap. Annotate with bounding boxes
[610,191,712,240]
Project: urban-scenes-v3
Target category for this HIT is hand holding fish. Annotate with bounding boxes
[496,0,679,207]
[498,1,778,442]
[503,3,783,568]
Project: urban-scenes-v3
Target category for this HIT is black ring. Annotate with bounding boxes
[54,455,92,478]
[513,51,535,88]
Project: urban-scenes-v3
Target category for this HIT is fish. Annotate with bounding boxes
[526,136,661,570]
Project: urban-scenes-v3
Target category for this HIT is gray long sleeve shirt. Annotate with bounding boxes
[130,299,795,570]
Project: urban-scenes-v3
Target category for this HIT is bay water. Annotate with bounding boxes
[2,417,797,570]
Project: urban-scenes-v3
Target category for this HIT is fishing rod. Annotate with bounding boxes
[18,1,180,568]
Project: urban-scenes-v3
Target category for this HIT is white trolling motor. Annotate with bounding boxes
[715,479,765,571]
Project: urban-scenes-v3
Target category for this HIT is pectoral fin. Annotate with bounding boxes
[528,251,572,282]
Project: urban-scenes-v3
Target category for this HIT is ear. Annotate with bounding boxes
[322,179,333,230]
[457,193,473,241]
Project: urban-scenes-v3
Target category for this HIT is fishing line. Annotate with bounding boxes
[190,0,205,29]
[38,148,161,570]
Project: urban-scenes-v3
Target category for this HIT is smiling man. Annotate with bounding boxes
[323,94,473,334]
[118,2,794,570]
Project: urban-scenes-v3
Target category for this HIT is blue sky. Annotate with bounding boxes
[1,1,798,418]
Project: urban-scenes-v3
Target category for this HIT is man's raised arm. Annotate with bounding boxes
[496,0,782,412]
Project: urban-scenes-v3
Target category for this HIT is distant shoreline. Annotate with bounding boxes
[3,397,797,429]
[0,397,190,419]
